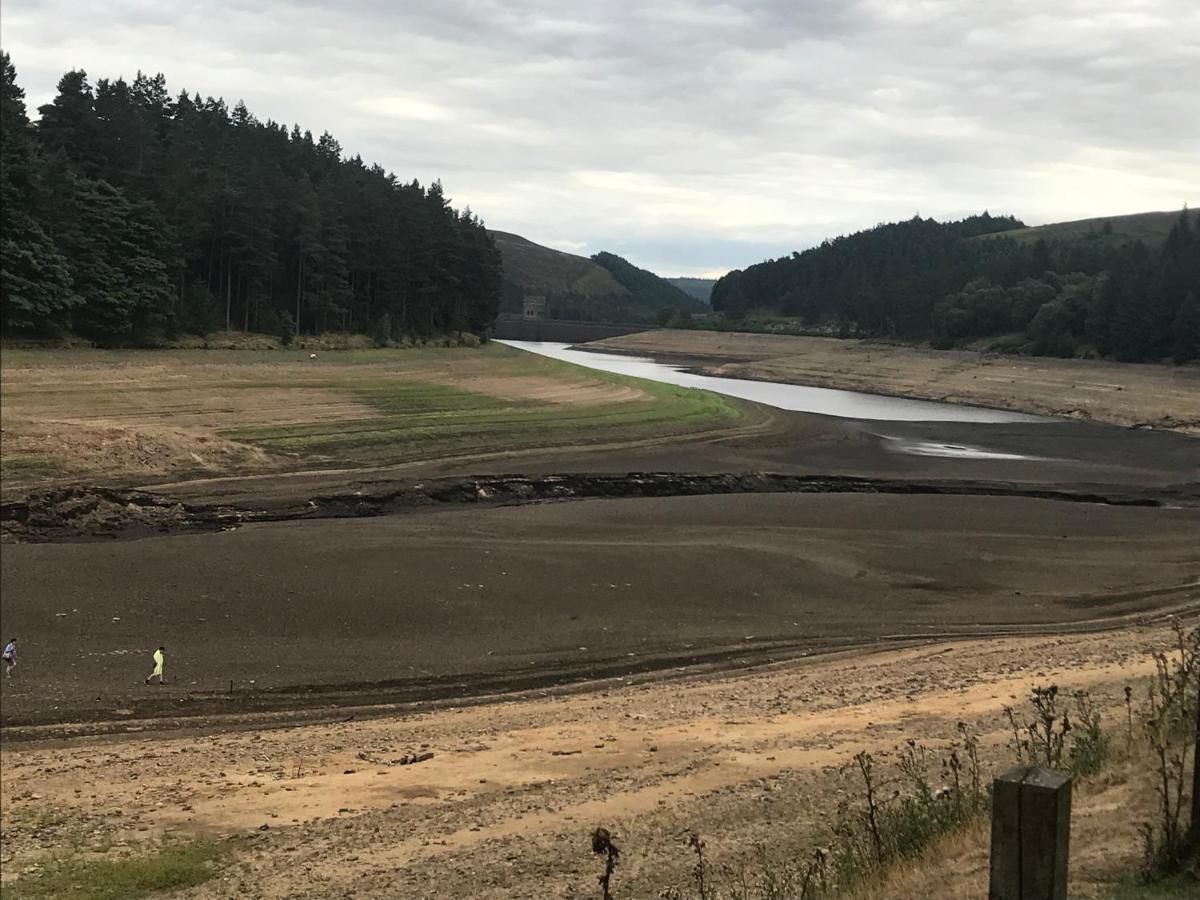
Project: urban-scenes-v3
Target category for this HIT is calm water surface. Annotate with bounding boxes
[500,340,1047,424]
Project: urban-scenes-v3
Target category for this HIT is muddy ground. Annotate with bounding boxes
[1,350,1198,730]
[2,492,1197,730]
[0,340,1196,732]
[0,627,1188,898]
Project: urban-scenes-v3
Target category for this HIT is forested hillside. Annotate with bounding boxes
[0,53,502,344]
[711,210,1200,363]
[590,252,704,323]
[667,277,716,303]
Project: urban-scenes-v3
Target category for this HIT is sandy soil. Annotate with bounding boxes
[0,626,1186,898]
[588,330,1200,433]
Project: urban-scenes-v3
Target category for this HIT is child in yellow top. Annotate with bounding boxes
[145,646,165,684]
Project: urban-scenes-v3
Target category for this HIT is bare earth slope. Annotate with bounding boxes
[0,626,1189,898]
[587,330,1200,433]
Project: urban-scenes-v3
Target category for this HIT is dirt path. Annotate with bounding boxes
[588,330,1200,434]
[0,626,1184,898]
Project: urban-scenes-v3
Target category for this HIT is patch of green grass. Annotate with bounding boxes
[0,838,231,900]
[223,346,740,461]
[0,454,65,480]
[1106,871,1200,900]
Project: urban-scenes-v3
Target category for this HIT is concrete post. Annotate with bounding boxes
[989,766,1072,900]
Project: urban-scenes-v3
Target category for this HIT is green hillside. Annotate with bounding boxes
[491,232,702,325]
[489,231,627,299]
[591,252,705,320]
[667,277,716,303]
[980,210,1180,246]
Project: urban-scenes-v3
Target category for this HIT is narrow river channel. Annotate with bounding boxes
[499,339,1052,460]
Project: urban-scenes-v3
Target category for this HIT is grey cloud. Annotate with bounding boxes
[3,0,1197,275]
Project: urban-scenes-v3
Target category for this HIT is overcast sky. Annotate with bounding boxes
[3,0,1198,276]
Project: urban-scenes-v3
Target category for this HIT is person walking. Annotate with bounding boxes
[145,646,165,685]
[2,638,15,677]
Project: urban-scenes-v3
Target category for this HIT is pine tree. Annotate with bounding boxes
[37,69,102,177]
[1,52,76,330]
[4,55,501,341]
[1173,292,1200,364]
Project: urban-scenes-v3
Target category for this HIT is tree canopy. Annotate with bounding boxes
[589,251,704,324]
[0,53,502,343]
[710,211,1199,363]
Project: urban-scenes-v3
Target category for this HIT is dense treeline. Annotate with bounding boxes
[711,211,1200,363]
[590,252,704,324]
[0,53,501,344]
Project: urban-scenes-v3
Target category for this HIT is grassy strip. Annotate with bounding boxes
[222,348,739,461]
[0,838,231,900]
[1,343,742,480]
[0,455,65,478]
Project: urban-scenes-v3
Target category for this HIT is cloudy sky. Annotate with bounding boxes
[4,0,1198,275]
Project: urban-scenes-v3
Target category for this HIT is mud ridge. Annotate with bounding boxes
[2,473,1196,542]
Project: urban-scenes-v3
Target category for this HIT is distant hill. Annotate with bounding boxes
[667,277,716,304]
[490,232,702,325]
[591,253,704,315]
[979,210,1181,246]
[489,231,626,300]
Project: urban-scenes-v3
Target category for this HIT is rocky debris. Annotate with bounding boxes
[355,750,435,767]
[0,485,232,541]
[4,472,1194,543]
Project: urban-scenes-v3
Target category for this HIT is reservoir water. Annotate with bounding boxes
[499,340,1047,424]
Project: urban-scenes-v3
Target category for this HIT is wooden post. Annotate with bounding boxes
[1191,675,1200,835]
[989,766,1071,900]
